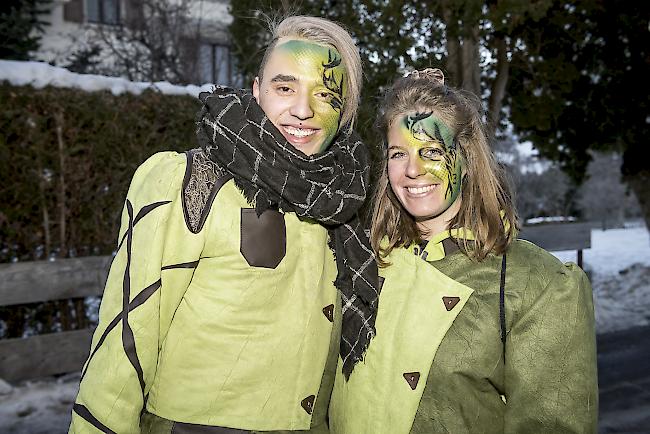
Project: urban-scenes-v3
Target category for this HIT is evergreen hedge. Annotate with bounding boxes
[0,83,202,338]
[0,83,200,262]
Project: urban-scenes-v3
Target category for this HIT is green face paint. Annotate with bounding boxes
[274,39,347,151]
[394,112,463,210]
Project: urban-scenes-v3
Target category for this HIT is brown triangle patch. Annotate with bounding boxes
[442,296,460,311]
[301,395,315,414]
[403,372,420,390]
[322,304,334,322]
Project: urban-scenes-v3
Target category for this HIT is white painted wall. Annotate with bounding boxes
[34,0,233,67]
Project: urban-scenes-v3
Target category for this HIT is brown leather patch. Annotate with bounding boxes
[171,421,250,433]
[403,372,420,390]
[442,296,460,311]
[240,209,286,269]
[301,395,316,415]
[323,304,334,322]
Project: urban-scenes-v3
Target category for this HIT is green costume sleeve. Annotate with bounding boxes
[504,261,598,433]
[70,152,200,434]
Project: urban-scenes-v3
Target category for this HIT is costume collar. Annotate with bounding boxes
[412,228,475,262]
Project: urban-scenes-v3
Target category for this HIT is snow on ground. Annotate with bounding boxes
[0,60,214,96]
[0,374,78,434]
[0,223,648,433]
[552,222,650,334]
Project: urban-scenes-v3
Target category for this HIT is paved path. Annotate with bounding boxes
[598,325,650,433]
[1,326,649,433]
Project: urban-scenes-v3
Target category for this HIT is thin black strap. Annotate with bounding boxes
[499,253,507,363]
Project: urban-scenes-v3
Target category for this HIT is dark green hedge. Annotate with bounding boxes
[0,83,201,262]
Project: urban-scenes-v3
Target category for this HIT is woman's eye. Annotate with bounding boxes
[389,151,405,159]
[317,91,333,100]
[421,148,444,159]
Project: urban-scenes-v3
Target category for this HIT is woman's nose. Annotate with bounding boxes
[405,155,426,178]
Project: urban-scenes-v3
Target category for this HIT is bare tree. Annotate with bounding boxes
[90,0,203,84]
[578,152,642,229]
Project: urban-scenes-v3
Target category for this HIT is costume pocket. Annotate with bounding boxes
[240,208,286,269]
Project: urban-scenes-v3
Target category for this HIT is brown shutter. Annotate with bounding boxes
[63,0,84,23]
[124,0,144,23]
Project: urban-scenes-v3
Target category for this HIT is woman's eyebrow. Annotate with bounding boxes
[271,74,297,83]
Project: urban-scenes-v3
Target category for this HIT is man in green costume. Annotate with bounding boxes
[70,16,379,434]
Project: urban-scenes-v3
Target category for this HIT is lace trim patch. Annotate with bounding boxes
[182,148,230,233]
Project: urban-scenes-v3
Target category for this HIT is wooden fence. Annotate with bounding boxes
[517,221,592,268]
[0,256,111,382]
[0,222,592,382]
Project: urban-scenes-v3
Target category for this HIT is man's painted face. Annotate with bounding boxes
[253,38,347,155]
[387,112,464,228]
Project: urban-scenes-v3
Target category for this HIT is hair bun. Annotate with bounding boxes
[405,68,445,85]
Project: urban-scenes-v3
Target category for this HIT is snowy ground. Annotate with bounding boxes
[553,221,650,334]
[1,222,649,433]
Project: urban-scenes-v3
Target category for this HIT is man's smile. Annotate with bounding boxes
[282,125,319,138]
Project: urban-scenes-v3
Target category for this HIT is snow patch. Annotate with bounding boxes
[0,374,78,434]
[552,224,650,333]
[0,60,214,97]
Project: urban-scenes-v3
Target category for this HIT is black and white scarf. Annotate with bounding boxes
[196,86,379,378]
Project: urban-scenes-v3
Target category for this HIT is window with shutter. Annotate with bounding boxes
[63,0,84,23]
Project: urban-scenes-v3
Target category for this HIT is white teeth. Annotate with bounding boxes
[285,126,316,138]
[407,185,436,194]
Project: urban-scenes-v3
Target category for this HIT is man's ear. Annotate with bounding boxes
[252,77,260,102]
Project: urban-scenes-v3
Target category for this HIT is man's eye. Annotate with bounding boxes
[317,91,334,100]
[276,85,293,93]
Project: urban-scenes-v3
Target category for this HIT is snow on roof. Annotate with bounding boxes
[526,216,578,225]
[0,60,214,97]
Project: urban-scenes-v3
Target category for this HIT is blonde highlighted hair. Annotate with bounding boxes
[259,15,362,130]
[371,74,518,265]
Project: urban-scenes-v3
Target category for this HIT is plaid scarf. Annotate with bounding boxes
[196,86,380,378]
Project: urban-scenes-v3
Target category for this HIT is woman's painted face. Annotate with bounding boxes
[253,38,347,155]
[387,112,464,227]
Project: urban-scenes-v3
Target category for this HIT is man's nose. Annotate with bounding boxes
[290,92,315,120]
[405,155,426,179]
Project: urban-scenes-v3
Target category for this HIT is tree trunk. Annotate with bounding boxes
[487,35,510,140]
[625,170,650,231]
[442,5,461,85]
[55,112,67,257]
[35,147,51,258]
[460,25,481,95]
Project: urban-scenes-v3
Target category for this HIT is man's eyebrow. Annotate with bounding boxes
[270,74,297,83]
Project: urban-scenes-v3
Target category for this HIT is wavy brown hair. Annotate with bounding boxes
[371,74,518,265]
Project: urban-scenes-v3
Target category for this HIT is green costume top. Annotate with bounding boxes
[330,230,598,434]
[70,150,341,434]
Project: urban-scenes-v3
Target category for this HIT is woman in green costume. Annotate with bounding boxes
[329,69,598,433]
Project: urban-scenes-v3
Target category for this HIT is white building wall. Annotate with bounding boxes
[34,0,234,84]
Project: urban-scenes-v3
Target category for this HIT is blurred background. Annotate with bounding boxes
[0,1,648,433]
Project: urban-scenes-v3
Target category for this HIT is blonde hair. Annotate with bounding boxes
[259,15,362,129]
[371,74,518,265]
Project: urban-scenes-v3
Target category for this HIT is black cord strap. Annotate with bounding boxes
[499,253,507,363]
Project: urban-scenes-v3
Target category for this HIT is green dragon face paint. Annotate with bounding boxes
[387,112,464,225]
[253,38,348,155]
